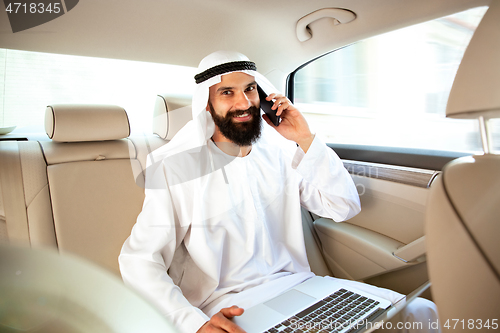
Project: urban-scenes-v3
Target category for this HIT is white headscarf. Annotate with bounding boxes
[149,51,287,164]
[140,51,297,190]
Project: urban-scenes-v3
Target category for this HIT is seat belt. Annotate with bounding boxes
[0,141,30,243]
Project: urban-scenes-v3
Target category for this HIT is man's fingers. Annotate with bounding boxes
[266,93,275,101]
[272,98,287,111]
[197,306,246,333]
[201,321,242,333]
[206,308,246,333]
[220,305,245,318]
[262,114,276,128]
[266,93,295,117]
[277,101,291,116]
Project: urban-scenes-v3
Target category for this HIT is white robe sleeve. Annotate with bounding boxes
[119,160,209,333]
[292,135,361,222]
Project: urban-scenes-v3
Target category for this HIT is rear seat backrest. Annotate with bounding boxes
[0,105,149,275]
[0,100,194,275]
[153,94,192,141]
[40,105,145,274]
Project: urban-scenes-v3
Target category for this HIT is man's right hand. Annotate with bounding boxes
[197,305,246,333]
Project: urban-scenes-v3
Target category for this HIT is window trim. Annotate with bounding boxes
[342,159,439,188]
[329,143,469,171]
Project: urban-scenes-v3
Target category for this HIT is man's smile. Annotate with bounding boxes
[233,111,253,122]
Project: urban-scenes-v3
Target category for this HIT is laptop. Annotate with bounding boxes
[232,276,429,333]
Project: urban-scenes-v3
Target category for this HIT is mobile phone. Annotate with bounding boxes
[257,85,280,126]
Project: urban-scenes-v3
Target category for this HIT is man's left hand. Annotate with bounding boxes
[262,93,315,153]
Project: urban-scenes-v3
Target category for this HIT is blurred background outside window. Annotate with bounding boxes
[0,49,196,134]
[294,7,498,153]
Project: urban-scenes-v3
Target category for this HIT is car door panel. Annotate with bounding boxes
[311,159,437,296]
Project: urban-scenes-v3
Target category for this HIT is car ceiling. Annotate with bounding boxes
[0,0,490,77]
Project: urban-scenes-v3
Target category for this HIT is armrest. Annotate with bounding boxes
[393,236,426,263]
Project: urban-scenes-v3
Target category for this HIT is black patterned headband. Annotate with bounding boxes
[194,61,257,84]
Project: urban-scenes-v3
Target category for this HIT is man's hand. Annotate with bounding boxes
[262,93,315,153]
[197,306,246,333]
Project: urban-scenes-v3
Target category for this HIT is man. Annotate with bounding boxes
[119,51,438,333]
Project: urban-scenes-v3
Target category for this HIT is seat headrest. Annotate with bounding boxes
[153,94,192,140]
[45,105,130,142]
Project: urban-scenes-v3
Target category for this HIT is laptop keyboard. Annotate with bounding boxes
[263,288,382,333]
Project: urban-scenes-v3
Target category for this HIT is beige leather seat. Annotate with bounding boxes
[0,101,197,332]
[0,105,149,275]
[153,94,193,141]
[41,105,147,274]
[425,0,500,325]
[426,156,500,323]
[0,97,195,276]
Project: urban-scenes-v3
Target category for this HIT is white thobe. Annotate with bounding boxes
[119,135,361,333]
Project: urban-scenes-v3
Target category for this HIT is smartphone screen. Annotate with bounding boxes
[257,85,280,126]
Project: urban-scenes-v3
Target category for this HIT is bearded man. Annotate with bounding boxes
[119,51,438,333]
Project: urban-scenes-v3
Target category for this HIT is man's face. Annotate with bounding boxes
[207,72,262,146]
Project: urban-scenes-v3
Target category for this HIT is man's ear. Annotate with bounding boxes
[206,100,212,114]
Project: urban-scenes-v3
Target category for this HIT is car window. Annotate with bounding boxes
[0,49,197,134]
[292,7,498,154]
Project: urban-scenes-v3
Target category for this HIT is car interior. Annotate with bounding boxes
[0,0,499,331]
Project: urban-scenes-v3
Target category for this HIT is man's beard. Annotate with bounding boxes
[208,102,262,147]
